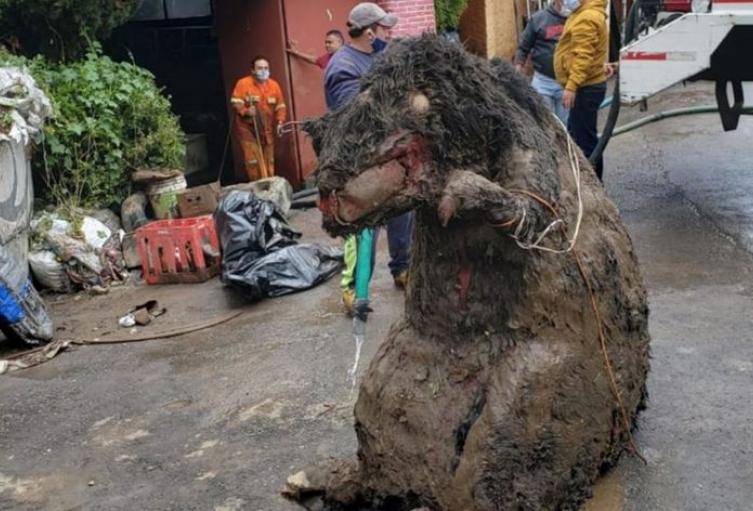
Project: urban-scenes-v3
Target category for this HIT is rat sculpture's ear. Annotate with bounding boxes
[409,92,430,115]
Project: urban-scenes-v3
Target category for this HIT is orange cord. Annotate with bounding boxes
[489,189,557,229]
[574,250,647,465]
[489,218,518,228]
[491,190,646,464]
[509,188,559,216]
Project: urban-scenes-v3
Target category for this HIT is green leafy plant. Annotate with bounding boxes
[435,0,469,31]
[0,0,139,61]
[0,106,12,133]
[2,47,184,209]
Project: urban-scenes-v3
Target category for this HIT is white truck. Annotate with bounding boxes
[619,0,753,131]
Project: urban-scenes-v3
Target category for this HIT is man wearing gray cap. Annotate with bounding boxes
[323,2,412,316]
[324,2,397,110]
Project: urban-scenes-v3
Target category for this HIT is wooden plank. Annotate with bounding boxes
[487,0,520,59]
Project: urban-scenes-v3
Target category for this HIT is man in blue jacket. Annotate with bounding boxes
[325,3,392,110]
[324,2,412,316]
[514,0,569,123]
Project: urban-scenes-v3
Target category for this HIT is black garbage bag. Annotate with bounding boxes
[215,191,343,300]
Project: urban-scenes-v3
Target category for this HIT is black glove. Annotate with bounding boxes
[353,299,372,323]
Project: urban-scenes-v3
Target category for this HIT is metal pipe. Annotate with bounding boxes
[589,0,623,168]
[605,105,753,138]
[290,198,317,209]
[292,187,318,199]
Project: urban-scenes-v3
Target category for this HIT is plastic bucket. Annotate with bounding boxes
[146,174,187,219]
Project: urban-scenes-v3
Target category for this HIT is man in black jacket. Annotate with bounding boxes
[514,0,569,123]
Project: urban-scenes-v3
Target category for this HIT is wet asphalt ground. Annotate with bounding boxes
[2,83,753,510]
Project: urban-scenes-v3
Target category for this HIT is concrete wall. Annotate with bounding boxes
[378,0,437,36]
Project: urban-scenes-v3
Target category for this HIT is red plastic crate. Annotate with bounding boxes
[134,215,220,285]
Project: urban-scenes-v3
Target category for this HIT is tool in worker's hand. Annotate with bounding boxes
[246,95,270,179]
[278,120,306,136]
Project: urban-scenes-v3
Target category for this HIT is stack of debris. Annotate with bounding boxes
[0,67,54,345]
[121,173,298,286]
[25,170,315,295]
[29,209,128,293]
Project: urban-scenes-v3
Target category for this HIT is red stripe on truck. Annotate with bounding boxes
[624,52,667,61]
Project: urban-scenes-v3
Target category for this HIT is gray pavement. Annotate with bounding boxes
[2,84,753,510]
[588,85,753,511]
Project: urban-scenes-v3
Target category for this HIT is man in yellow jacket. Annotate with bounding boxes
[554,0,608,180]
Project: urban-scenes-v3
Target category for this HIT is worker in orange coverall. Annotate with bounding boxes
[230,56,287,181]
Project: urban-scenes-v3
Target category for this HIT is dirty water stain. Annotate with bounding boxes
[238,398,285,421]
[214,497,246,511]
[140,347,181,362]
[184,439,220,459]
[169,353,218,373]
[92,416,115,429]
[184,449,204,459]
[163,399,193,410]
[138,347,214,373]
[321,298,346,315]
[0,472,42,500]
[92,420,151,447]
[9,364,86,381]
[0,471,73,504]
[582,470,624,511]
[124,429,150,441]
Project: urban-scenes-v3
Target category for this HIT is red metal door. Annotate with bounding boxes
[281,0,361,182]
[215,0,299,185]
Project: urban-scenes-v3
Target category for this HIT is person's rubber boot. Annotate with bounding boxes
[342,287,356,315]
[392,271,408,290]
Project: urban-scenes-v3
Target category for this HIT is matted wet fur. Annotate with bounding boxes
[288,35,650,511]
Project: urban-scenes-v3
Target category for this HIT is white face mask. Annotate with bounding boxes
[561,0,581,15]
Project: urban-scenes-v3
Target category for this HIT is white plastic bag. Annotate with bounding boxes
[28,250,70,292]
